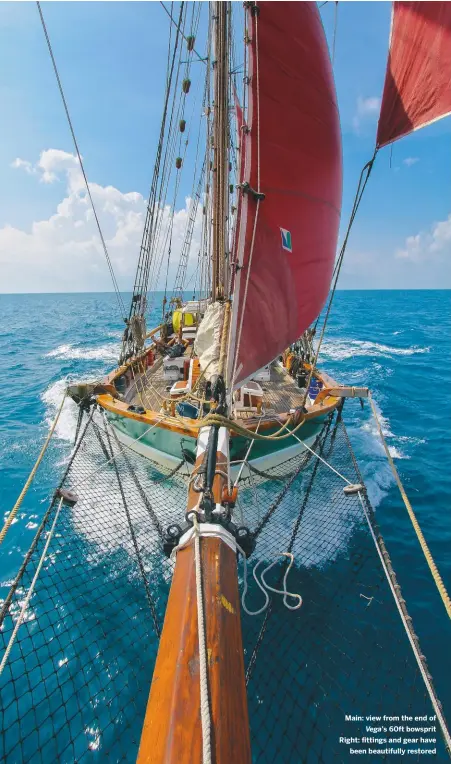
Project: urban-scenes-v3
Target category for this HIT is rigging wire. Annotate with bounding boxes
[36,2,127,323]
[160,1,206,65]
[160,4,199,294]
[127,1,185,343]
[150,3,203,300]
[308,150,378,401]
[332,1,338,65]
[173,26,210,299]
[160,14,204,301]
[146,1,203,303]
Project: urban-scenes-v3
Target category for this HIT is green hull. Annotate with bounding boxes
[107,410,328,468]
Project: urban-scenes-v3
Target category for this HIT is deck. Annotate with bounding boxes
[126,346,308,418]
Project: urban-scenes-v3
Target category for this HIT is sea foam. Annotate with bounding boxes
[45,343,119,362]
[319,339,430,361]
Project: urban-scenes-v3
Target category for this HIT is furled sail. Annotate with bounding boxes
[377,2,451,148]
[229,1,342,387]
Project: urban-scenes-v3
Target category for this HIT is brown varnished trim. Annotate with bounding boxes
[97,389,340,438]
[137,537,251,763]
[187,449,228,514]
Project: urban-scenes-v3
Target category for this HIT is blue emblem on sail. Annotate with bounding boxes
[280,228,292,253]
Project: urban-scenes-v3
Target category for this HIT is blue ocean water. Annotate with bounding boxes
[0,290,450,750]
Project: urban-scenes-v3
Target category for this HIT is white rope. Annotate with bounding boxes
[170,521,301,759]
[282,424,353,485]
[0,497,64,677]
[239,549,302,616]
[233,415,262,487]
[192,515,212,764]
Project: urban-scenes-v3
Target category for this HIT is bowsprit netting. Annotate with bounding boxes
[0,411,190,762]
[0,407,449,762]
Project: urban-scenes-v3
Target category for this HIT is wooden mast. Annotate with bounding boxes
[138,3,251,762]
[211,1,229,301]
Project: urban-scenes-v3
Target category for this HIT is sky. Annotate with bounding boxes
[0,0,450,294]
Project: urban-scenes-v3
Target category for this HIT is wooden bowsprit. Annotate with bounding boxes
[137,425,252,763]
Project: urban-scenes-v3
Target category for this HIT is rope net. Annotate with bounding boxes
[0,407,449,762]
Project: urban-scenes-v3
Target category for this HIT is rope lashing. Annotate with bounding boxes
[0,392,67,546]
[0,497,64,677]
[368,392,451,621]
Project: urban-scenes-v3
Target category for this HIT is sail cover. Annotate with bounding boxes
[230,1,342,386]
[377,2,451,148]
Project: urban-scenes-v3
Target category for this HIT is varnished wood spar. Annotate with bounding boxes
[138,425,251,763]
[137,534,251,763]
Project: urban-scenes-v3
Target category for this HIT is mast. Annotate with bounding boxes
[211,1,230,301]
[137,4,251,762]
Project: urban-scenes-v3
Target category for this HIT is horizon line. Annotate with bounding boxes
[1,288,450,296]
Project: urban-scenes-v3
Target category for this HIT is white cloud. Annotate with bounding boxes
[11,157,35,175]
[395,214,451,261]
[37,148,82,184]
[352,95,381,134]
[403,157,419,167]
[337,215,451,289]
[357,96,381,115]
[2,149,202,294]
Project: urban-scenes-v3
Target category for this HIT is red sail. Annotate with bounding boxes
[377,2,451,148]
[230,1,342,386]
[230,87,245,278]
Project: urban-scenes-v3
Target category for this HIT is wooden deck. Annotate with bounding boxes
[260,364,307,415]
[127,348,307,417]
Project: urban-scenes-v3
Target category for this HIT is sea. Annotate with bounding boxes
[0,289,450,758]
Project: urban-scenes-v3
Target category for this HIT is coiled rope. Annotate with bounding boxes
[0,392,67,546]
[368,392,451,621]
[240,552,302,616]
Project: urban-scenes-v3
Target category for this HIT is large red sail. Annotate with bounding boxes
[377,2,451,148]
[229,1,342,386]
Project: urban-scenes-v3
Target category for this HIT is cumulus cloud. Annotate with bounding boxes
[2,149,202,294]
[352,95,381,134]
[395,214,451,262]
[337,215,451,289]
[403,157,419,167]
